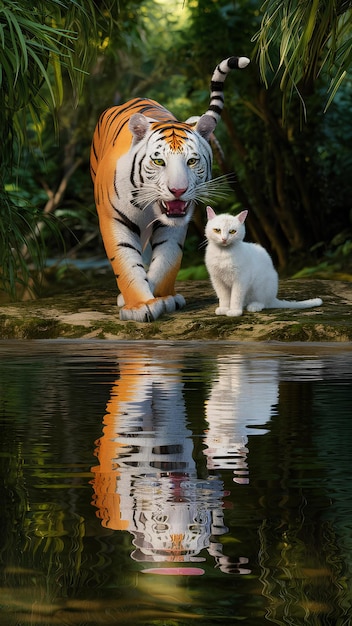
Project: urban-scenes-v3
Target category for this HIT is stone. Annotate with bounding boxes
[0,279,351,342]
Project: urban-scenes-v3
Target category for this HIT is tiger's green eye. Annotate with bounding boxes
[229,229,236,234]
[187,157,198,167]
[152,158,165,166]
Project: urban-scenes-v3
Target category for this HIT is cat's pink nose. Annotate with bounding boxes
[169,187,187,198]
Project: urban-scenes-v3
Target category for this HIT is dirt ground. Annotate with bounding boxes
[0,279,351,342]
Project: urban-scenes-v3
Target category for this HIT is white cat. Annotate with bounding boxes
[204,206,323,317]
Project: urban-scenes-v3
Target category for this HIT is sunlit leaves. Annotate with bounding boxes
[0,0,112,139]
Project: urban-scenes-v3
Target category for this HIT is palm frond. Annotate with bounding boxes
[253,0,352,116]
[0,192,44,297]
[0,0,118,296]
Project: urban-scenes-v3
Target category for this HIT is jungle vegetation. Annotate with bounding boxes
[1,0,352,298]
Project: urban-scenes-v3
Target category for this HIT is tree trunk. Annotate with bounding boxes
[221,108,289,269]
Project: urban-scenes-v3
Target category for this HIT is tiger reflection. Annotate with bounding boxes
[91,351,247,572]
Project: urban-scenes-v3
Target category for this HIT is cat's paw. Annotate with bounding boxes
[215,307,230,316]
[226,309,243,317]
[247,301,265,312]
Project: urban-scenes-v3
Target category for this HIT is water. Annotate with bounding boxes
[0,340,352,626]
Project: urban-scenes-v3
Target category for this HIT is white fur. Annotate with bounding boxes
[120,117,214,229]
[110,123,215,322]
[204,207,323,317]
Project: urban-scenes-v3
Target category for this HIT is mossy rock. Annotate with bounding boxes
[0,279,351,342]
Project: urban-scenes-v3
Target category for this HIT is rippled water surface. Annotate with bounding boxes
[1,340,352,626]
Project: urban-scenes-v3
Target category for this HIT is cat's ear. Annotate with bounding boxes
[206,206,217,221]
[237,210,248,224]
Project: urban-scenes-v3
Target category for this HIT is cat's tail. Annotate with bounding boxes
[270,297,323,310]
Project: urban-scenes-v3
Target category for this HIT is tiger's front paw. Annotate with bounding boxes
[173,294,186,310]
[119,295,186,322]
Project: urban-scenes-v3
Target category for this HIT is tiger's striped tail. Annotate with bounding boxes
[205,56,250,124]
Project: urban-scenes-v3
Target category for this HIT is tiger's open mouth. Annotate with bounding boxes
[160,200,190,217]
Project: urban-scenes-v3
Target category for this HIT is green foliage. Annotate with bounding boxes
[0,193,46,296]
[253,0,352,117]
[0,0,121,297]
[179,1,352,272]
[0,0,112,150]
[293,234,352,279]
[177,265,208,281]
[1,0,352,298]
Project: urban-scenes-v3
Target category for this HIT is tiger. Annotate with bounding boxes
[90,55,250,322]
[91,347,230,568]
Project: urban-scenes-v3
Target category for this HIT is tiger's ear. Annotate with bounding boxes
[195,114,217,140]
[129,113,150,143]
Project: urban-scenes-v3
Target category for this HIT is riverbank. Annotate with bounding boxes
[0,279,351,341]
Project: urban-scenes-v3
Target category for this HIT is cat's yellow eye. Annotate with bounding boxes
[187,157,198,167]
[213,228,221,234]
[152,157,165,166]
[229,229,236,234]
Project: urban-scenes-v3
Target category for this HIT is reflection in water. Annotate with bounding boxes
[1,342,352,625]
[91,351,251,574]
[205,356,277,483]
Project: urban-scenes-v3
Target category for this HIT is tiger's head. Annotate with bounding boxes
[127,112,219,227]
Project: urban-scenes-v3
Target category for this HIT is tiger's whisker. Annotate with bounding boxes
[147,217,162,229]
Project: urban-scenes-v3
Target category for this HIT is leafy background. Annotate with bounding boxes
[1,0,351,300]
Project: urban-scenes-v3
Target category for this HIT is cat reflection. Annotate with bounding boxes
[204,356,278,484]
[91,352,248,573]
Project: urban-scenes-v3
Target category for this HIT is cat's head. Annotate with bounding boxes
[205,206,248,247]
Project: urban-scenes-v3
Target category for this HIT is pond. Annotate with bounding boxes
[0,340,352,626]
